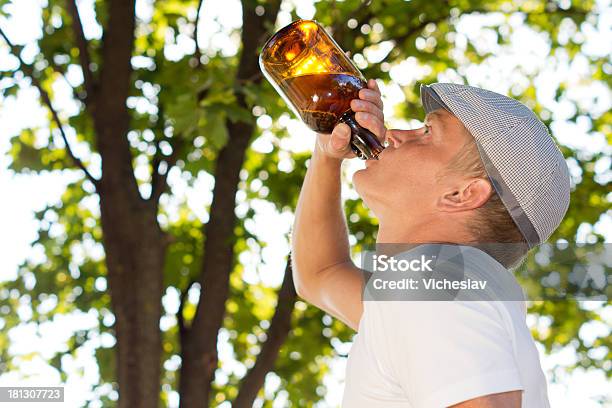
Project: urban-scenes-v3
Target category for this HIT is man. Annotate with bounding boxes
[291,80,570,407]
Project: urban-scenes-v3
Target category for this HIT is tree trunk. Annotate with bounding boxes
[177,1,281,407]
[100,197,167,408]
[90,0,167,406]
[177,116,254,406]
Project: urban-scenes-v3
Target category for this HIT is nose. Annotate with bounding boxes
[386,127,425,148]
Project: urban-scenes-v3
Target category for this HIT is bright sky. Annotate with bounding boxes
[0,0,610,407]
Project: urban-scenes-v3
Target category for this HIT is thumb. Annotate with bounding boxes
[330,123,351,152]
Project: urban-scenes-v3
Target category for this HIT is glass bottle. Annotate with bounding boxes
[259,20,385,160]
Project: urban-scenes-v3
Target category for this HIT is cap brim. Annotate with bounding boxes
[420,84,451,114]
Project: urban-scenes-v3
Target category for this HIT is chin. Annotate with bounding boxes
[351,168,368,195]
[352,169,380,211]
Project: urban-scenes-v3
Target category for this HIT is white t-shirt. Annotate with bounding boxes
[342,245,550,407]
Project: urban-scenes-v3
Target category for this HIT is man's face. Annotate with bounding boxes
[353,109,473,221]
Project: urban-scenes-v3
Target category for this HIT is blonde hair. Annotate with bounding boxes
[442,135,530,269]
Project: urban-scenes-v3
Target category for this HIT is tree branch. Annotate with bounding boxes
[0,26,100,188]
[47,58,87,104]
[67,0,96,102]
[233,257,296,408]
[388,6,590,55]
[177,279,196,335]
[331,0,373,48]
[390,14,449,51]
[332,0,371,33]
[193,0,205,65]
[177,2,282,406]
[149,136,183,204]
[93,0,140,199]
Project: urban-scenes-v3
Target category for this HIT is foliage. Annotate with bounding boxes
[0,0,609,406]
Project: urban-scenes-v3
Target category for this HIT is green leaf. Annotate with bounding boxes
[8,130,47,172]
[203,111,228,149]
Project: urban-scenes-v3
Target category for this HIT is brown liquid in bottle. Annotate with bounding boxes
[260,20,386,159]
[280,73,364,133]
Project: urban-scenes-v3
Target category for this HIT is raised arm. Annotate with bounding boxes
[290,79,386,330]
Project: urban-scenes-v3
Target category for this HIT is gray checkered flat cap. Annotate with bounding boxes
[420,83,571,248]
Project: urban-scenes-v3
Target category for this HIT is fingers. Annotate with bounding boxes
[358,80,383,110]
[350,99,383,121]
[351,78,384,125]
[358,89,383,109]
[330,123,350,150]
[319,123,354,159]
[349,79,385,141]
[368,78,380,93]
[315,79,384,160]
[355,111,386,141]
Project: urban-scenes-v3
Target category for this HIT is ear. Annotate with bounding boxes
[437,178,493,213]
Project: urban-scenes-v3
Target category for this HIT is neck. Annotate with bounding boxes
[376,214,473,245]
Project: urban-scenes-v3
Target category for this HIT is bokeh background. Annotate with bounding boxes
[0,0,610,407]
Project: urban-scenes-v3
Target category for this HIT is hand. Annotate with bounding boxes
[315,79,386,160]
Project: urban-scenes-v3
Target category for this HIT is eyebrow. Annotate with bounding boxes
[425,111,441,123]
[425,111,449,138]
